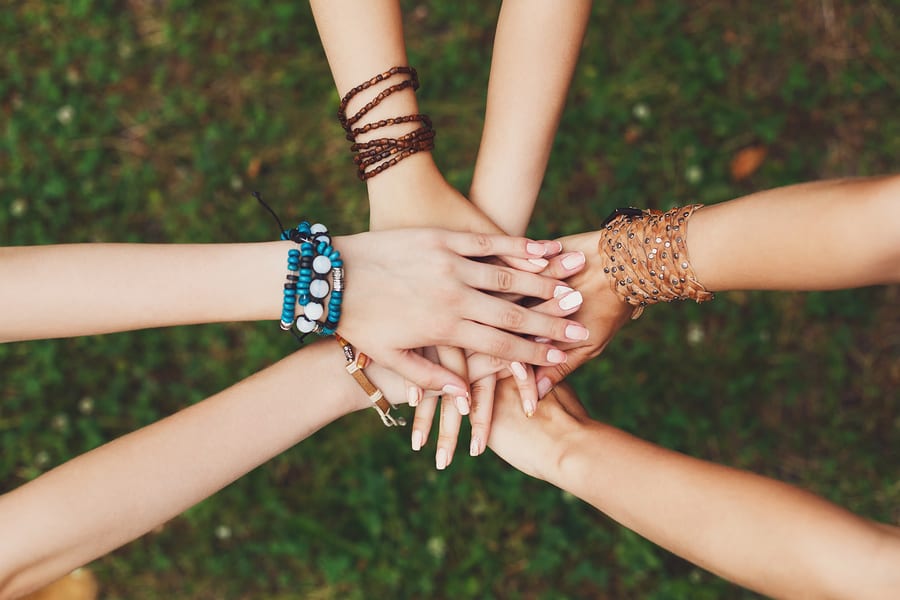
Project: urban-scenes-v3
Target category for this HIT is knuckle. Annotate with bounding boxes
[495,268,514,291]
[489,336,512,359]
[488,353,505,369]
[473,232,492,253]
[500,307,525,329]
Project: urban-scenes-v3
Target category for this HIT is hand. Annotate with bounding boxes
[335,228,584,394]
[487,378,591,481]
[533,230,635,397]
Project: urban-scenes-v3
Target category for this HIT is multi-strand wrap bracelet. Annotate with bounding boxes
[337,66,435,180]
[599,205,714,319]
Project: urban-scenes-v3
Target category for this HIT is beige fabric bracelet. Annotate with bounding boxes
[599,204,714,319]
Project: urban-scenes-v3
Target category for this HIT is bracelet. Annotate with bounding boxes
[336,66,435,181]
[335,334,406,428]
[599,204,714,319]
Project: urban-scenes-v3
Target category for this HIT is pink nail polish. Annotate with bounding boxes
[547,348,567,364]
[412,430,424,451]
[510,361,528,381]
[442,384,468,398]
[565,324,590,341]
[524,398,536,417]
[455,396,470,415]
[436,448,448,470]
[526,242,545,256]
[407,386,420,407]
[528,258,549,268]
[554,285,574,298]
[534,336,551,343]
[537,377,552,398]
[469,437,482,457]
[561,252,586,270]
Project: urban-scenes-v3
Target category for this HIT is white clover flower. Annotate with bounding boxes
[685,165,703,184]
[426,536,446,560]
[215,525,232,540]
[10,198,27,217]
[57,105,74,125]
[78,396,94,415]
[686,322,705,346]
[632,102,651,121]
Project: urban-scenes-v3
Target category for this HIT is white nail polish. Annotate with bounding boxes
[561,252,586,270]
[455,396,470,415]
[412,430,424,451]
[554,285,574,298]
[436,448,448,470]
[528,258,549,268]
[558,291,583,310]
[469,437,482,457]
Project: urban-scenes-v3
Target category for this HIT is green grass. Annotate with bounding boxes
[2,1,898,598]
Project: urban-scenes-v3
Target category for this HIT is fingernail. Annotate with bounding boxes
[558,291,583,310]
[554,285,574,298]
[537,377,552,399]
[566,324,590,341]
[442,384,468,398]
[561,252,586,270]
[510,361,528,381]
[455,396,470,415]
[469,436,482,457]
[549,241,563,254]
[412,430,424,451]
[528,258,549,268]
[547,348,567,364]
[526,242,545,256]
[407,386,419,407]
[534,336,551,343]
[523,398,536,418]
[436,448,448,470]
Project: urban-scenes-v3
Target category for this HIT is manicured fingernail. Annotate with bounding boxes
[455,396,470,415]
[528,258,549,268]
[554,285,574,298]
[412,430,424,451]
[469,436,482,457]
[510,361,528,381]
[442,384,468,398]
[534,336,551,343]
[407,386,419,407]
[537,377,552,399]
[548,241,563,254]
[526,242,545,256]
[561,252,586,270]
[547,348,567,364]
[558,291,583,310]
[523,398,536,418]
[566,324,590,341]
[436,448,448,470]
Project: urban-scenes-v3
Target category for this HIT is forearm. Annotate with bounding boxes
[688,175,900,290]
[469,0,592,236]
[0,242,288,341]
[0,340,370,598]
[551,422,900,599]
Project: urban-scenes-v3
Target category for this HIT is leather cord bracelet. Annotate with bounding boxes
[335,334,406,427]
[599,205,714,319]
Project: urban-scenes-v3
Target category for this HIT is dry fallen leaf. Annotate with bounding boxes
[247,157,262,180]
[730,146,767,181]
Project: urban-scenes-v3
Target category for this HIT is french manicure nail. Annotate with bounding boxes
[442,384,468,398]
[436,448,448,470]
[554,285,574,298]
[537,377,552,399]
[510,361,528,381]
[547,348,567,364]
[558,290,583,310]
[561,252,586,270]
[469,437,482,457]
[566,324,590,341]
[526,242,545,256]
[455,396,470,415]
[412,430,424,451]
[528,258,549,268]
[534,336,551,343]
[407,386,419,407]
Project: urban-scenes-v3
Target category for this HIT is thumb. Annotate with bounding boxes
[533,345,592,398]
[390,349,469,399]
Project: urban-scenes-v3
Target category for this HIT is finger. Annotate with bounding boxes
[435,394,462,470]
[461,293,590,343]
[540,251,587,280]
[442,231,557,261]
[468,374,496,457]
[458,259,568,300]
[508,361,538,417]
[452,320,570,366]
[527,289,585,319]
[389,349,468,398]
[435,345,470,415]
[533,344,601,398]
[405,348,426,407]
[466,352,512,382]
[411,393,438,452]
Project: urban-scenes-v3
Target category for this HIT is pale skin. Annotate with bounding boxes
[308,0,593,465]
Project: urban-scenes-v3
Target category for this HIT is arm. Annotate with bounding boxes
[487,381,900,599]
[469,0,592,236]
[0,230,577,391]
